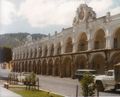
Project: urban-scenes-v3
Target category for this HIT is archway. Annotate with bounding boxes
[110,53,120,69]
[30,49,33,58]
[38,47,42,57]
[17,62,19,72]
[62,57,72,77]
[91,54,105,74]
[37,60,41,74]
[34,48,37,58]
[50,44,54,56]
[41,59,47,75]
[54,58,60,76]
[56,42,61,55]
[47,59,53,75]
[33,61,37,73]
[75,55,87,70]
[114,28,120,48]
[28,61,32,72]
[24,61,27,72]
[94,29,106,49]
[65,37,73,53]
[44,46,48,56]
[78,32,88,51]
[21,62,24,72]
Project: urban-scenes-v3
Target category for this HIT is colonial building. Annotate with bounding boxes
[12,4,120,78]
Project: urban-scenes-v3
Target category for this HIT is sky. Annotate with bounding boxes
[0,0,120,35]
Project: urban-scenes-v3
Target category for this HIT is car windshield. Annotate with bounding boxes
[76,70,96,75]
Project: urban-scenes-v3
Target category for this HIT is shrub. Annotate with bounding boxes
[80,72,95,97]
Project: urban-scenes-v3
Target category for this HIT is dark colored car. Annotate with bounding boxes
[74,69,97,80]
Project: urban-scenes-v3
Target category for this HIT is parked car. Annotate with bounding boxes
[17,72,30,83]
[95,63,120,92]
[74,69,97,80]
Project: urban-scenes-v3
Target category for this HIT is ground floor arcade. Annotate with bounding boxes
[12,49,120,78]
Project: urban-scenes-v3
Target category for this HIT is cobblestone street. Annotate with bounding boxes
[39,76,120,97]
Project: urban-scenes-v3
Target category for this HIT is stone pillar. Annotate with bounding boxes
[37,47,39,58]
[88,39,94,50]
[73,41,78,53]
[105,29,114,49]
[54,44,57,55]
[61,41,65,54]
[47,45,51,56]
[41,47,45,57]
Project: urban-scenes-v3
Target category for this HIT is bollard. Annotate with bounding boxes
[97,88,99,97]
[76,85,78,97]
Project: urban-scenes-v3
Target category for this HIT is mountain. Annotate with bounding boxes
[0,32,47,48]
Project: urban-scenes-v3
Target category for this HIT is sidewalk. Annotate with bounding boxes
[0,86,22,97]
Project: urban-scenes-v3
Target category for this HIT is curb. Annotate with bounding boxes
[39,88,66,97]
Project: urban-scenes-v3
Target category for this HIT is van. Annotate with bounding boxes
[75,69,97,80]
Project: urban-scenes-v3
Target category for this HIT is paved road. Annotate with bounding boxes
[39,76,120,97]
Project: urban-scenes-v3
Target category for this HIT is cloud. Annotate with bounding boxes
[18,0,80,27]
[0,0,17,25]
[18,0,119,28]
[89,0,113,16]
[110,6,120,15]
[1,0,120,34]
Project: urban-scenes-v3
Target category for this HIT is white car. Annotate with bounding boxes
[74,69,97,80]
[95,70,116,91]
[17,72,30,83]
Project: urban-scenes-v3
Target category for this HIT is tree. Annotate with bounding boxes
[0,47,12,63]
[80,72,95,97]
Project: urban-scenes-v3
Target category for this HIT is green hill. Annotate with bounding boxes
[0,33,47,48]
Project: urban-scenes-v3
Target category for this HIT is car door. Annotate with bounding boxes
[105,71,115,87]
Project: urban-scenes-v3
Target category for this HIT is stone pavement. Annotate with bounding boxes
[0,86,22,97]
[39,76,120,97]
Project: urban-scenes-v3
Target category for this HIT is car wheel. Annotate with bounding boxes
[96,81,104,92]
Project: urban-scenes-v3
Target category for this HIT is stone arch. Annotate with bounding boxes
[94,29,106,49]
[65,37,73,53]
[18,62,21,72]
[37,60,41,74]
[26,50,29,58]
[38,47,42,57]
[47,59,53,75]
[34,48,37,58]
[32,60,37,73]
[56,42,61,55]
[91,54,105,74]
[26,61,29,72]
[54,58,60,76]
[77,32,88,51]
[30,48,33,58]
[41,59,47,75]
[44,46,48,56]
[24,61,27,72]
[22,61,25,72]
[113,27,120,48]
[62,57,72,77]
[110,52,120,69]
[75,55,87,70]
[14,62,18,72]
[28,61,32,72]
[50,44,54,56]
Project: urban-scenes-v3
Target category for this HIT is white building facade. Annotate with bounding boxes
[12,4,120,78]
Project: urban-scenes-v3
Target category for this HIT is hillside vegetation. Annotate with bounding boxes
[0,33,47,48]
